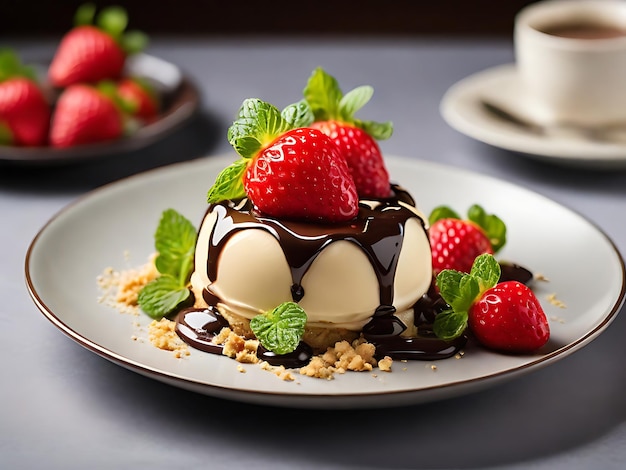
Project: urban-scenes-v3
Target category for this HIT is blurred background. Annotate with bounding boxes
[3,0,537,37]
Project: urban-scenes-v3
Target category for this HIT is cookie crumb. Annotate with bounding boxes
[148,318,190,358]
[547,293,567,308]
[97,254,158,315]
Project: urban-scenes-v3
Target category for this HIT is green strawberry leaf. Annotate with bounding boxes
[121,30,149,55]
[281,99,314,128]
[433,253,503,341]
[138,275,192,319]
[0,49,36,82]
[433,309,468,341]
[207,159,248,203]
[303,66,342,121]
[428,205,461,225]
[138,209,197,319]
[74,3,96,26]
[250,302,307,355]
[467,204,507,253]
[97,5,128,39]
[358,119,394,140]
[338,85,373,121]
[0,122,14,145]
[303,66,392,140]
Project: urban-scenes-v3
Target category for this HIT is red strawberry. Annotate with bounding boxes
[434,253,549,353]
[0,50,50,146]
[48,5,147,88]
[303,67,393,198]
[207,98,359,223]
[469,281,550,352]
[245,127,358,221]
[429,205,506,276]
[117,78,159,121]
[49,83,124,148]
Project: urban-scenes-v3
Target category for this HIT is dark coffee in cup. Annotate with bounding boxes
[541,22,626,39]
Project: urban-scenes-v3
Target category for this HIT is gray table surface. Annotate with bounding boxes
[3,36,626,470]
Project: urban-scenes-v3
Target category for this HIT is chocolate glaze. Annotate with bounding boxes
[257,342,314,368]
[176,186,535,367]
[204,185,421,314]
[175,307,230,354]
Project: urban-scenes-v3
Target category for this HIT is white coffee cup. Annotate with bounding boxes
[515,0,626,126]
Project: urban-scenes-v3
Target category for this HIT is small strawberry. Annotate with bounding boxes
[0,49,50,146]
[434,253,550,353]
[207,98,359,223]
[429,204,506,276]
[117,77,159,122]
[49,82,124,147]
[48,4,148,88]
[303,67,393,198]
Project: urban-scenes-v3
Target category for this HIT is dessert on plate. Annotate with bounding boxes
[113,68,549,377]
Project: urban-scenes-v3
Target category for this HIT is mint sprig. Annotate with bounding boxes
[206,98,314,204]
[138,209,197,319]
[250,302,307,355]
[303,66,393,140]
[433,253,501,340]
[429,204,507,253]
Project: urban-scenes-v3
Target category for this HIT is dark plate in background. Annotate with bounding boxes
[0,54,201,166]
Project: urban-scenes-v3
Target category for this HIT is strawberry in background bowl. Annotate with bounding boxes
[0,3,200,166]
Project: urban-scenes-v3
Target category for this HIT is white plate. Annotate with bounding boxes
[25,155,625,409]
[440,64,626,169]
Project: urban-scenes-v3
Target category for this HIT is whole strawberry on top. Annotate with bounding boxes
[207,98,359,223]
[0,49,50,147]
[49,81,126,148]
[303,67,393,198]
[48,3,148,88]
[429,204,506,276]
[434,253,550,353]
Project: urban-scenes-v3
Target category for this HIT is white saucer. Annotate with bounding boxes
[440,64,626,169]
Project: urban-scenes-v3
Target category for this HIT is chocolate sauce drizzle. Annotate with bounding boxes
[204,185,419,314]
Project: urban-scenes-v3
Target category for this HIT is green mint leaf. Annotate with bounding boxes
[458,274,480,309]
[281,99,314,128]
[250,302,307,355]
[437,268,480,314]
[470,253,501,292]
[303,66,342,121]
[428,205,461,225]
[207,159,248,203]
[227,98,289,159]
[433,309,468,341]
[338,85,373,122]
[436,269,466,311]
[467,204,507,253]
[138,275,191,319]
[154,209,197,284]
[137,209,197,319]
